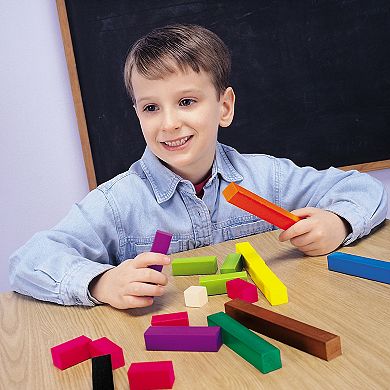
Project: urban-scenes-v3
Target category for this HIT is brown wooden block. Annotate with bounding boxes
[225,299,342,361]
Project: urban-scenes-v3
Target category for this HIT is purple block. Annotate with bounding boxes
[144,326,222,352]
[149,230,173,272]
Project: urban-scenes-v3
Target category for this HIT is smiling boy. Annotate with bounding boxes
[9,24,387,309]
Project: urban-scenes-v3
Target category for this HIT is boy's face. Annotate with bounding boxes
[131,66,234,184]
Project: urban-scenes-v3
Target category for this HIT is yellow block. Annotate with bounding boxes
[236,242,288,306]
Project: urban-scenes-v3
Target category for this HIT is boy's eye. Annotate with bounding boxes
[179,98,195,107]
[143,104,158,112]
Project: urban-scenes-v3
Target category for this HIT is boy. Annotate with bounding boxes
[9,24,387,310]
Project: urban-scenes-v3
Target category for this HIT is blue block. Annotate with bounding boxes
[327,252,390,285]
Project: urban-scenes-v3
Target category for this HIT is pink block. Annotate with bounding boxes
[89,337,125,370]
[51,335,92,370]
[151,311,189,326]
[226,278,258,303]
[128,361,175,390]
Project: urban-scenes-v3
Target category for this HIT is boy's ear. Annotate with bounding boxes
[219,87,235,128]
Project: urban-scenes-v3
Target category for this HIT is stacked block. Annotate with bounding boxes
[128,361,175,390]
[236,242,288,305]
[220,253,243,274]
[226,278,258,303]
[184,286,208,307]
[172,256,217,275]
[223,182,301,230]
[199,271,247,295]
[149,230,173,272]
[328,252,390,284]
[151,311,189,326]
[225,299,342,361]
[92,354,114,390]
[207,312,281,374]
[51,335,92,370]
[89,337,125,370]
[144,326,222,352]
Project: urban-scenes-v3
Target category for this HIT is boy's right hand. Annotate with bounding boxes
[89,253,171,309]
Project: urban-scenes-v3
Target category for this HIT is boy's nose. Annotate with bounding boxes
[161,109,181,132]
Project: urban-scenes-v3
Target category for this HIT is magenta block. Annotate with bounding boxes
[89,337,125,370]
[128,361,175,390]
[149,230,173,271]
[226,278,258,303]
[151,311,189,326]
[51,335,92,370]
[144,326,222,352]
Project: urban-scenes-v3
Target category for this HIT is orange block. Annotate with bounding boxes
[223,182,301,230]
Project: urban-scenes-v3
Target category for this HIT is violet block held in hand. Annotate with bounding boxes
[149,230,173,271]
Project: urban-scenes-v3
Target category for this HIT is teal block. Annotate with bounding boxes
[199,271,247,295]
[207,312,282,374]
[220,253,243,274]
[172,256,217,276]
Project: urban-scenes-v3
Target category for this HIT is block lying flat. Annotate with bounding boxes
[51,335,92,370]
[236,242,288,305]
[207,312,281,374]
[128,361,175,390]
[144,326,222,352]
[227,278,258,303]
[199,271,247,295]
[223,182,301,230]
[89,337,125,370]
[151,311,189,326]
[225,299,342,361]
[220,253,243,274]
[172,256,217,275]
[327,252,390,284]
[149,230,173,271]
[184,285,208,307]
[92,354,114,390]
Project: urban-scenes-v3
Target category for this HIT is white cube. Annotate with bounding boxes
[184,286,208,308]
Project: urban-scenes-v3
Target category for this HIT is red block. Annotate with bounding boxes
[151,311,189,326]
[51,335,92,370]
[226,278,258,303]
[89,337,125,370]
[128,361,175,390]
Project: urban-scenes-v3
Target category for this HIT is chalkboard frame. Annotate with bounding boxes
[56,0,390,191]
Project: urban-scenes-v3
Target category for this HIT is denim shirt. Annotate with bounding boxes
[9,142,388,306]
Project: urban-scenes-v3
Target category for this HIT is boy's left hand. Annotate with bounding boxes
[278,207,351,256]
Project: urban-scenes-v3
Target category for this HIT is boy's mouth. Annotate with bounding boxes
[161,135,193,150]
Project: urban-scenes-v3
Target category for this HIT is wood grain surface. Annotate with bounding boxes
[1,221,389,389]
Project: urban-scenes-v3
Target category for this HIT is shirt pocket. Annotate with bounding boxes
[221,218,273,241]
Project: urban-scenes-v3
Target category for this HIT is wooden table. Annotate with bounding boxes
[1,221,389,389]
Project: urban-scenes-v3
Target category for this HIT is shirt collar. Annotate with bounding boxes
[140,142,243,204]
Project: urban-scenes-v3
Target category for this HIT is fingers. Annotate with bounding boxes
[279,218,312,242]
[132,252,171,269]
[120,295,154,309]
[125,282,165,297]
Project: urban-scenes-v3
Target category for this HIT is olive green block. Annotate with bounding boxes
[220,253,243,274]
[199,271,247,295]
[207,312,282,374]
[172,256,218,276]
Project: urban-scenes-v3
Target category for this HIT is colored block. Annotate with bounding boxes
[225,299,342,361]
[128,361,175,390]
[223,182,301,230]
[328,252,390,284]
[89,337,125,370]
[199,271,247,295]
[51,335,92,370]
[92,354,114,390]
[184,285,208,307]
[227,278,258,303]
[149,230,173,271]
[207,312,281,374]
[172,256,217,275]
[236,242,288,305]
[144,326,222,352]
[220,253,243,274]
[151,311,189,326]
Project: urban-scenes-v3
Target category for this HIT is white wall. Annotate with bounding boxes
[0,2,389,293]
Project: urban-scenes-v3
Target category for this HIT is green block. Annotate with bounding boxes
[207,312,282,374]
[172,256,217,276]
[199,271,247,295]
[220,253,243,274]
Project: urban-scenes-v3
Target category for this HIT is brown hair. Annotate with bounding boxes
[124,24,231,102]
